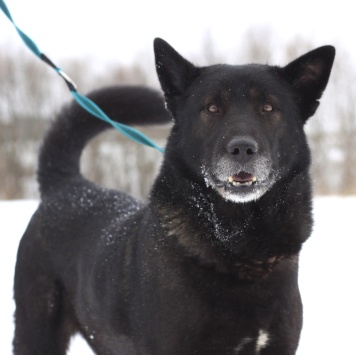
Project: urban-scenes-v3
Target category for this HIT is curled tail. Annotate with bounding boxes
[37,85,170,197]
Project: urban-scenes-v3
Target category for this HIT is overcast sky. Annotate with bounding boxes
[0,0,354,67]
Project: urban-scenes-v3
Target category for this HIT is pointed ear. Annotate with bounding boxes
[154,38,200,98]
[280,45,335,120]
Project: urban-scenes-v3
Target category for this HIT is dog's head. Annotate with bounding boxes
[154,38,335,203]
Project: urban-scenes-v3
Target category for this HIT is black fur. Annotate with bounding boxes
[13,39,335,354]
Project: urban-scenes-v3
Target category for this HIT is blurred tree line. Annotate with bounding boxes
[1,28,355,200]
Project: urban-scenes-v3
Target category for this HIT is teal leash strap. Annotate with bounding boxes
[0,0,41,57]
[0,0,165,154]
[71,92,165,153]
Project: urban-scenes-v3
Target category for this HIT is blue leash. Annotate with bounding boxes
[0,0,164,154]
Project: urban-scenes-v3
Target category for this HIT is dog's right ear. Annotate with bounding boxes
[154,38,200,105]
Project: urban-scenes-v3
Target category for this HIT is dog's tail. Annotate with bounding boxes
[37,86,170,197]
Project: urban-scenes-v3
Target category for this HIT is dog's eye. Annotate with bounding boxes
[262,103,274,113]
[207,104,220,113]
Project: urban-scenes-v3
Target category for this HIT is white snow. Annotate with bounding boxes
[1,197,355,354]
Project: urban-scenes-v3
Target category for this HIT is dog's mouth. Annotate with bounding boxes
[228,172,257,188]
[214,171,259,190]
[211,169,275,203]
[203,158,275,203]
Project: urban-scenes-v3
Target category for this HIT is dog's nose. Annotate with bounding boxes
[226,136,258,162]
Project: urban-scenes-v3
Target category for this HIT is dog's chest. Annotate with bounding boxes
[177,319,271,354]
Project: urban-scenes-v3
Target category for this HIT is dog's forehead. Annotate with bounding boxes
[194,64,283,98]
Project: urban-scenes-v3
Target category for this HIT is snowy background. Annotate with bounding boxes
[1,197,356,354]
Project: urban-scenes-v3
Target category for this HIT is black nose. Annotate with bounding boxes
[226,136,258,162]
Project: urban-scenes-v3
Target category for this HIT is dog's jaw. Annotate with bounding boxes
[201,156,277,203]
[212,177,276,203]
[215,182,274,203]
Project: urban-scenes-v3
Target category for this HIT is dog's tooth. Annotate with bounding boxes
[252,176,257,182]
[231,179,256,187]
[232,180,255,187]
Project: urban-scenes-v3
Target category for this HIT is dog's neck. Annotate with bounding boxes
[150,160,312,277]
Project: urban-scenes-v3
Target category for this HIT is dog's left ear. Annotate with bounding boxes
[280,45,335,121]
[154,38,200,113]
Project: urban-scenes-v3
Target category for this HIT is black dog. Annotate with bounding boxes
[13,38,335,354]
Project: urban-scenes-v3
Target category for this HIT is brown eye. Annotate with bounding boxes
[262,103,274,112]
[207,103,220,113]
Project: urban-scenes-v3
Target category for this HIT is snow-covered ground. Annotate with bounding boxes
[1,197,355,354]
